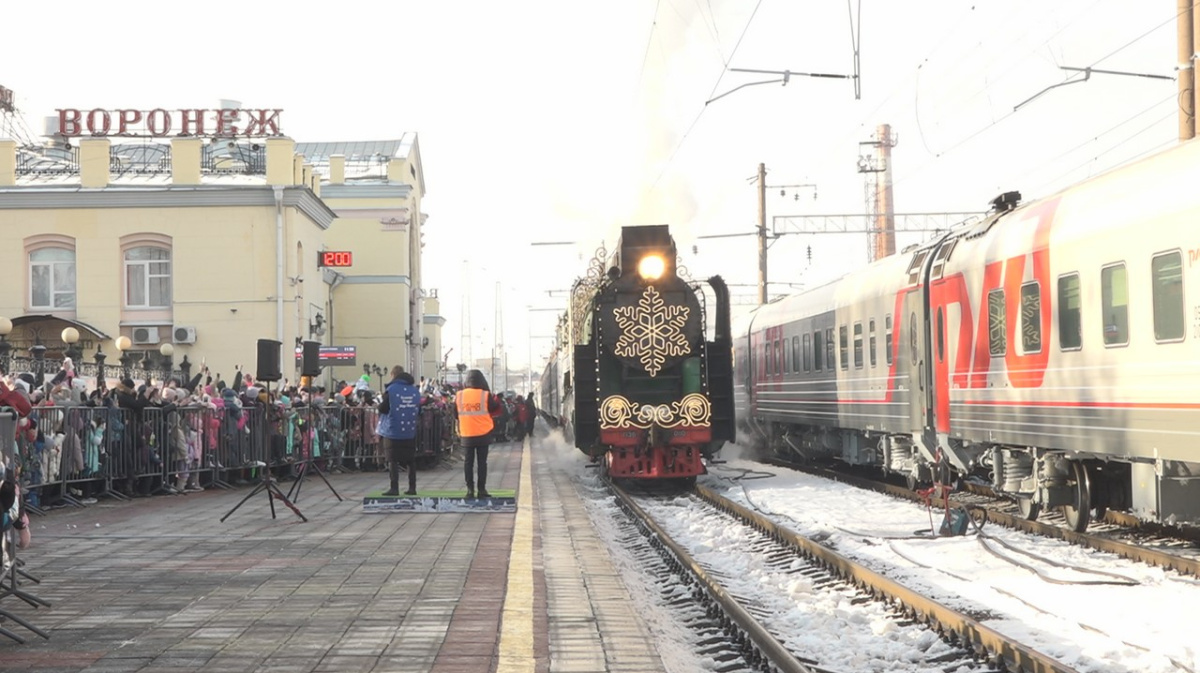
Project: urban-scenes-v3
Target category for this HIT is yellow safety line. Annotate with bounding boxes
[497,439,535,671]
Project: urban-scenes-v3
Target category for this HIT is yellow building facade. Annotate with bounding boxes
[0,129,438,390]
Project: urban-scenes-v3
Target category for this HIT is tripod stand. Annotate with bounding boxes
[220,381,307,523]
[285,399,342,503]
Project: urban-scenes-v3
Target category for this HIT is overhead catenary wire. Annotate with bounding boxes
[647,0,766,194]
[633,0,663,106]
[895,4,1186,191]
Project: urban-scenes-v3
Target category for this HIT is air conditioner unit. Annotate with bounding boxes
[173,326,197,344]
[132,326,160,345]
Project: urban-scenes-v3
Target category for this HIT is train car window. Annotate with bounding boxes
[885,315,893,365]
[839,325,849,370]
[853,323,864,369]
[779,340,786,374]
[791,336,800,372]
[813,331,823,371]
[1152,251,1185,342]
[936,308,945,361]
[826,328,835,370]
[763,342,770,376]
[1101,263,1129,347]
[929,239,958,279]
[987,289,1006,356]
[906,250,928,285]
[1057,274,1082,350]
[869,319,877,367]
[803,333,811,372]
[1020,281,1042,354]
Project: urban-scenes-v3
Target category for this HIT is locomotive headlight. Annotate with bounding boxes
[637,254,666,280]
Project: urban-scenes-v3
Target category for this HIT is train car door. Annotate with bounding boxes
[902,249,931,452]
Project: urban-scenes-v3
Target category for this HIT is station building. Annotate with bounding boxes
[0,113,441,390]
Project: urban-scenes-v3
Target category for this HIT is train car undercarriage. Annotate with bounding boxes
[745,420,1200,532]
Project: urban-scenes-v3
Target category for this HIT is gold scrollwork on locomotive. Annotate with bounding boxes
[612,286,691,377]
[598,393,711,429]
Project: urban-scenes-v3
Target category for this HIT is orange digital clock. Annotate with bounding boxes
[317,250,353,267]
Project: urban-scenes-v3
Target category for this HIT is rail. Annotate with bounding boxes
[609,480,815,673]
[694,484,1079,673]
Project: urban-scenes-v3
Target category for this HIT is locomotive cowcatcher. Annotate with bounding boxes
[570,225,735,481]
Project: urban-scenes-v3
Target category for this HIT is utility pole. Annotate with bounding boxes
[1180,0,1195,140]
[752,164,817,304]
[756,163,767,305]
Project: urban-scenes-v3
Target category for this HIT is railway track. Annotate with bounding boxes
[765,458,1200,577]
[607,478,1078,673]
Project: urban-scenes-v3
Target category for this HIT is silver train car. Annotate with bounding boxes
[734,139,1200,531]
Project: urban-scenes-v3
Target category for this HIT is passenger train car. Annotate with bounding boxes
[544,224,736,481]
[735,139,1200,531]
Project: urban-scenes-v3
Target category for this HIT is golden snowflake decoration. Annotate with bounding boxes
[612,286,691,377]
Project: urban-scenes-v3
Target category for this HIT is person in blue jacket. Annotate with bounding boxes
[377,365,421,496]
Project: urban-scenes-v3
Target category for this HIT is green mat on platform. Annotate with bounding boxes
[365,489,516,499]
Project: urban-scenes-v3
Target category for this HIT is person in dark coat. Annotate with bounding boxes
[376,366,420,496]
[523,393,537,437]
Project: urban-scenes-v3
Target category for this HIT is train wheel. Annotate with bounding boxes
[1017,496,1041,521]
[1061,461,1091,532]
[905,472,919,491]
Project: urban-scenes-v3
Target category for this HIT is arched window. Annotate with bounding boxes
[30,247,76,309]
[125,246,172,308]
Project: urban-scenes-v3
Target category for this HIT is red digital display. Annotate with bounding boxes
[318,250,353,268]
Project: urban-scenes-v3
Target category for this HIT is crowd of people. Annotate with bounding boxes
[0,357,542,536]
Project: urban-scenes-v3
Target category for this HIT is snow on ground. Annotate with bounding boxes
[640,493,973,673]
[537,430,717,672]
[701,454,1198,673]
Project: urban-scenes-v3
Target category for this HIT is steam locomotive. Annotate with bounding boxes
[734,138,1200,531]
[541,225,735,481]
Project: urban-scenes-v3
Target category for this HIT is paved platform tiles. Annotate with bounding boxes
[0,435,666,672]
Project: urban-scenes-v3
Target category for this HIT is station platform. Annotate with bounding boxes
[0,432,666,672]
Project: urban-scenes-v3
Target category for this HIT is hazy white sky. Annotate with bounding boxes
[0,1,1184,377]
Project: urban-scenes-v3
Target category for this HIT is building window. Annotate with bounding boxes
[125,246,172,308]
[813,331,822,371]
[1101,263,1128,346]
[1058,273,1082,351]
[30,248,76,309]
[1020,281,1042,354]
[1152,251,1184,342]
[885,314,893,365]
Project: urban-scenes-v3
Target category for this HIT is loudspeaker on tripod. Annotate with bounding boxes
[256,339,282,382]
[301,340,322,378]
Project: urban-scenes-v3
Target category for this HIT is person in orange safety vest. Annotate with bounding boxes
[453,369,501,498]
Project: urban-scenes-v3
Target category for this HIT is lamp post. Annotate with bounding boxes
[30,340,47,387]
[61,326,82,363]
[115,335,132,381]
[94,343,107,388]
[159,343,174,382]
[0,316,12,375]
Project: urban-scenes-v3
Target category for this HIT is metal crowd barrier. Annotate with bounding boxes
[10,402,435,511]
